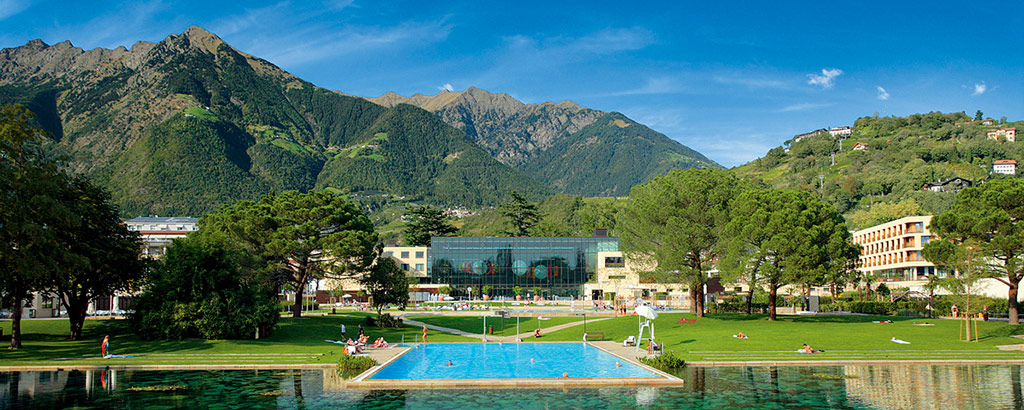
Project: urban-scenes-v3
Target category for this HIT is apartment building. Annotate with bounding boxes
[853,216,939,283]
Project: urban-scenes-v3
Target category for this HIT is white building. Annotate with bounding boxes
[124,216,198,258]
[987,127,1017,142]
[993,159,1018,175]
[828,126,852,137]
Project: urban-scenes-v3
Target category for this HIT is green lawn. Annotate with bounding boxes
[407,315,587,336]
[5,313,1024,366]
[541,313,1024,362]
[0,313,476,366]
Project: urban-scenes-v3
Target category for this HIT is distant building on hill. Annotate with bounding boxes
[922,177,972,193]
[792,129,827,143]
[981,118,995,125]
[987,127,1017,142]
[828,126,852,137]
[993,159,1018,175]
[851,142,868,151]
[124,216,199,258]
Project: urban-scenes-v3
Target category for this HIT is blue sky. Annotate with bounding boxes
[2,1,1022,167]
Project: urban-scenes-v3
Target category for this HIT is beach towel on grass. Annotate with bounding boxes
[677,319,697,323]
[890,337,911,344]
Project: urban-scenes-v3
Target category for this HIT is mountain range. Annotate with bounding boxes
[0,26,716,216]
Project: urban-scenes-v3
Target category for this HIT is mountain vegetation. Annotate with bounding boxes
[369,87,719,197]
[734,112,1023,229]
[0,27,551,217]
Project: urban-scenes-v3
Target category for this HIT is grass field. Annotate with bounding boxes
[4,312,1024,366]
[0,313,476,366]
[541,313,1024,362]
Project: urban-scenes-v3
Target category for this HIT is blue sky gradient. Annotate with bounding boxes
[2,0,1021,166]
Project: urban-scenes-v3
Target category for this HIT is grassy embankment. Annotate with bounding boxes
[0,312,476,367]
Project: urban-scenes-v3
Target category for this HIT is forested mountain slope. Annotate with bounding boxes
[0,27,550,216]
[369,87,719,196]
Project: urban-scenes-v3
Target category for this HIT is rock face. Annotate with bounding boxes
[368,87,719,196]
[0,27,551,216]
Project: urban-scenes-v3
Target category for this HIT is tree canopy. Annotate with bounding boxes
[361,255,410,318]
[402,205,456,246]
[926,179,1024,324]
[129,238,279,339]
[196,190,378,317]
[500,191,541,237]
[720,189,858,320]
[619,168,742,317]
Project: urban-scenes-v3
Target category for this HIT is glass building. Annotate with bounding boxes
[428,237,619,298]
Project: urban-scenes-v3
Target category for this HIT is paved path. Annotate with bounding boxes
[399,315,613,342]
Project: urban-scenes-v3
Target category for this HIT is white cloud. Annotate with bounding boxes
[439,83,454,92]
[876,86,890,100]
[0,0,31,21]
[973,82,986,96]
[807,68,843,89]
[776,102,833,113]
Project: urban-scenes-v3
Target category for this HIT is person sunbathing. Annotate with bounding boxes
[801,344,821,353]
[733,332,748,339]
[372,337,389,348]
[534,329,542,338]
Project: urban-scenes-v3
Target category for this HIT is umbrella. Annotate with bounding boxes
[635,305,658,320]
[342,294,353,298]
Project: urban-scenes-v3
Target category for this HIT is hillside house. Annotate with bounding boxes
[793,129,826,143]
[922,177,972,193]
[851,142,868,151]
[987,128,1017,142]
[828,126,852,137]
[993,159,1018,175]
[981,118,995,126]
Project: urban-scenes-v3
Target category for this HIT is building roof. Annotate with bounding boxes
[994,159,1018,165]
[125,216,199,224]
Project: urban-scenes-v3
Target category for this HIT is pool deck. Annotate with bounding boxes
[341,342,686,389]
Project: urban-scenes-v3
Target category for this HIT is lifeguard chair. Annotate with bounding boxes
[634,305,658,353]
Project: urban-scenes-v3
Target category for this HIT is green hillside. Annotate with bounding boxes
[524,112,717,195]
[734,112,1023,229]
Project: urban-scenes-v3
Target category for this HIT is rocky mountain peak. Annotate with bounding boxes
[169,25,228,55]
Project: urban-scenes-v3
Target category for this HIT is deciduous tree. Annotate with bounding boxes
[361,255,410,317]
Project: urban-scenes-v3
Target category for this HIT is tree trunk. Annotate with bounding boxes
[9,294,23,349]
[745,286,754,315]
[65,294,89,341]
[1009,281,1020,325]
[694,285,705,317]
[292,287,304,318]
[768,283,778,321]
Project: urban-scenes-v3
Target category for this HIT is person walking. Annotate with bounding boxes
[340,323,347,338]
[101,335,110,358]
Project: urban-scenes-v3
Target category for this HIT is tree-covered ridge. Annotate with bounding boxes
[524,112,718,196]
[0,27,550,216]
[734,111,1023,229]
[369,87,720,197]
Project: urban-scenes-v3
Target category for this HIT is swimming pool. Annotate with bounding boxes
[367,343,660,380]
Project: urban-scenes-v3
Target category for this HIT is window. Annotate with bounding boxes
[604,256,625,268]
[608,275,626,279]
[415,263,425,271]
[401,263,410,271]
[385,251,393,257]
[415,251,424,258]
[401,251,410,258]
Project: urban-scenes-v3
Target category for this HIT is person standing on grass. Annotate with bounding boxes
[340,323,347,339]
[422,325,428,343]
[358,324,364,337]
[101,335,109,358]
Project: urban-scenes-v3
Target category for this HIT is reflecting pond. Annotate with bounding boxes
[2,364,1022,409]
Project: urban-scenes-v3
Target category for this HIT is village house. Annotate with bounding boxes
[922,177,972,193]
[993,159,1018,175]
[987,127,1017,142]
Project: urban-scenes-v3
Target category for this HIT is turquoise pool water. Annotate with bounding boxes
[3,365,1023,409]
[368,342,658,380]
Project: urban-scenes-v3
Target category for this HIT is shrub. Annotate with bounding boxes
[637,352,686,371]
[337,355,377,379]
[364,313,403,328]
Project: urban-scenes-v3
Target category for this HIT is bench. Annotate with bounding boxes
[583,332,605,341]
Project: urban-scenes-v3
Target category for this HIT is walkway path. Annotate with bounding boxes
[399,315,613,342]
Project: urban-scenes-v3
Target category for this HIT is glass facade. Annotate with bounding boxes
[428,237,619,298]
